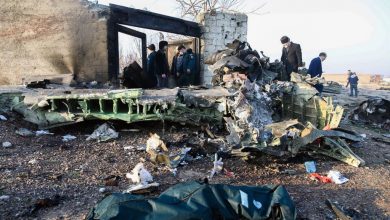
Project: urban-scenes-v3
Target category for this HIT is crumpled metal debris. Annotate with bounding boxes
[0,115,7,121]
[350,97,390,129]
[170,147,192,168]
[207,40,281,86]
[323,81,343,94]
[86,123,119,142]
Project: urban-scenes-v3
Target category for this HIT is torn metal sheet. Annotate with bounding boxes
[318,138,365,167]
[289,128,363,155]
[10,88,229,129]
[282,82,344,129]
[323,81,343,94]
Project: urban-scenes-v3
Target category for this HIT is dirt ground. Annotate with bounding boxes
[0,86,389,220]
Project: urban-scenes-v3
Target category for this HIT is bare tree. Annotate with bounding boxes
[175,0,268,20]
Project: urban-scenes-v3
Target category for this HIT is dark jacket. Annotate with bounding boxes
[171,53,185,77]
[281,42,303,72]
[155,50,169,76]
[348,74,359,85]
[307,57,323,77]
[147,51,156,76]
[183,51,197,74]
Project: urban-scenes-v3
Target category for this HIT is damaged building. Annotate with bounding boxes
[0,0,247,86]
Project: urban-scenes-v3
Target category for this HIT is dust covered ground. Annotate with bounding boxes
[0,87,390,220]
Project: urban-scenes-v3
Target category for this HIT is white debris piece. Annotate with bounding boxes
[62,134,77,142]
[124,182,160,193]
[36,130,54,136]
[327,170,349,184]
[209,154,223,179]
[15,128,34,137]
[126,163,153,184]
[86,123,118,142]
[0,115,7,121]
[0,195,10,201]
[125,163,158,193]
[146,133,164,151]
[99,188,106,193]
[2,142,12,148]
[37,100,50,108]
[360,134,367,139]
[28,159,38,165]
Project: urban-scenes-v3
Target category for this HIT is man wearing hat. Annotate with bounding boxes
[155,41,170,88]
[280,36,303,81]
[147,44,157,87]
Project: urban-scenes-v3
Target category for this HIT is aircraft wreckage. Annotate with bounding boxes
[0,40,365,167]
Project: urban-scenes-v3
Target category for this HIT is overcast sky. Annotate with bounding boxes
[98,0,390,75]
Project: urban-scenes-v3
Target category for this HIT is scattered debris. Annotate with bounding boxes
[0,115,7,121]
[280,169,297,175]
[304,161,316,173]
[104,175,120,187]
[325,199,353,220]
[30,195,62,214]
[170,147,192,168]
[15,128,34,137]
[125,163,159,194]
[323,81,343,94]
[126,163,153,184]
[62,135,76,142]
[35,130,54,136]
[123,145,146,151]
[26,79,50,89]
[209,154,223,179]
[351,97,390,129]
[2,141,12,148]
[327,170,349,184]
[146,134,170,166]
[86,123,118,142]
[28,159,38,165]
[98,188,106,193]
[309,173,332,183]
[0,195,10,201]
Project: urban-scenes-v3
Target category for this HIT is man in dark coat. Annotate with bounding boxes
[155,41,170,88]
[171,45,186,86]
[346,70,359,97]
[146,44,157,88]
[280,36,303,81]
[180,48,197,86]
[308,52,327,95]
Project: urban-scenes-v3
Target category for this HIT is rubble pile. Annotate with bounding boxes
[350,97,390,129]
[0,40,367,167]
[206,40,364,167]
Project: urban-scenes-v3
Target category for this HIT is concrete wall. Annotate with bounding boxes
[0,0,109,85]
[197,11,248,86]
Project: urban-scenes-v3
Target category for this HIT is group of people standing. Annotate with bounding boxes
[280,36,358,97]
[146,41,197,88]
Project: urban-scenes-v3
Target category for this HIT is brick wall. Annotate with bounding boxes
[197,12,248,86]
[0,0,109,85]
